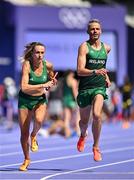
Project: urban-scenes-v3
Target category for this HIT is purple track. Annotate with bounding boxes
[0,122,134,180]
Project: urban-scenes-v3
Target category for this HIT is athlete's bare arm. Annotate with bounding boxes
[46,60,55,78]
[77,42,91,76]
[104,43,111,54]
[104,43,112,87]
[46,60,58,85]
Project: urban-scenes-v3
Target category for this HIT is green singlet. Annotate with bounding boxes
[18,60,48,110]
[77,41,108,108]
[63,79,77,109]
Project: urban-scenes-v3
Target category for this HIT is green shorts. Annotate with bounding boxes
[18,90,48,110]
[63,100,77,109]
[77,87,108,108]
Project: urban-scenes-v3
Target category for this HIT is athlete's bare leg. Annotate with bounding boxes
[31,104,47,137]
[92,94,104,147]
[19,109,32,160]
[64,107,72,138]
[79,105,91,137]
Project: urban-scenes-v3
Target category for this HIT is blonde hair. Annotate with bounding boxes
[19,42,45,63]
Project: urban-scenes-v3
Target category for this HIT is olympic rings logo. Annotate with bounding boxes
[59,8,91,29]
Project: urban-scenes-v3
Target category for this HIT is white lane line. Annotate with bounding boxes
[0,133,131,149]
[0,145,76,157]
[0,179,132,180]
[0,153,88,168]
[0,146,134,168]
[0,179,131,180]
[0,138,133,157]
[1,172,134,175]
[0,140,73,149]
[40,159,134,180]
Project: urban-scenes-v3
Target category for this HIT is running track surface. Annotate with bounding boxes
[0,122,134,180]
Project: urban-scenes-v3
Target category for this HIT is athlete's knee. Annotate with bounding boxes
[93,111,101,121]
[35,115,44,124]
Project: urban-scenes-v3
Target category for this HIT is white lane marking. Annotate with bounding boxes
[40,159,134,180]
[0,146,134,168]
[0,145,76,157]
[0,179,131,180]
[0,133,131,149]
[0,172,134,175]
[0,139,73,149]
[0,153,89,168]
[0,137,133,157]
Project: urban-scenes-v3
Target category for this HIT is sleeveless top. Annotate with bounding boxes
[63,79,76,107]
[78,41,107,91]
[19,60,48,97]
[29,60,48,85]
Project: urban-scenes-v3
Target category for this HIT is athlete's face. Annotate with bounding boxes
[88,22,102,40]
[32,45,45,63]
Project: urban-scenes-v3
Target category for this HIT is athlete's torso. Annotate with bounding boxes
[19,60,48,99]
[63,80,75,101]
[29,60,48,85]
[79,41,107,90]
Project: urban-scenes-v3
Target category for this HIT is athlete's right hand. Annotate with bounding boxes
[96,68,108,75]
[43,80,55,91]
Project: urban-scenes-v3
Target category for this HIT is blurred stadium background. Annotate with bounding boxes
[0,2,134,179]
[0,0,134,131]
[0,0,134,86]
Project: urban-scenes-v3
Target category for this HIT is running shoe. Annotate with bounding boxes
[30,135,38,152]
[92,146,102,161]
[77,135,86,152]
[19,159,30,171]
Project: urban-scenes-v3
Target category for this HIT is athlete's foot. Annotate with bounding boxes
[77,132,88,152]
[30,135,38,152]
[77,135,86,152]
[92,146,102,161]
[19,159,31,171]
